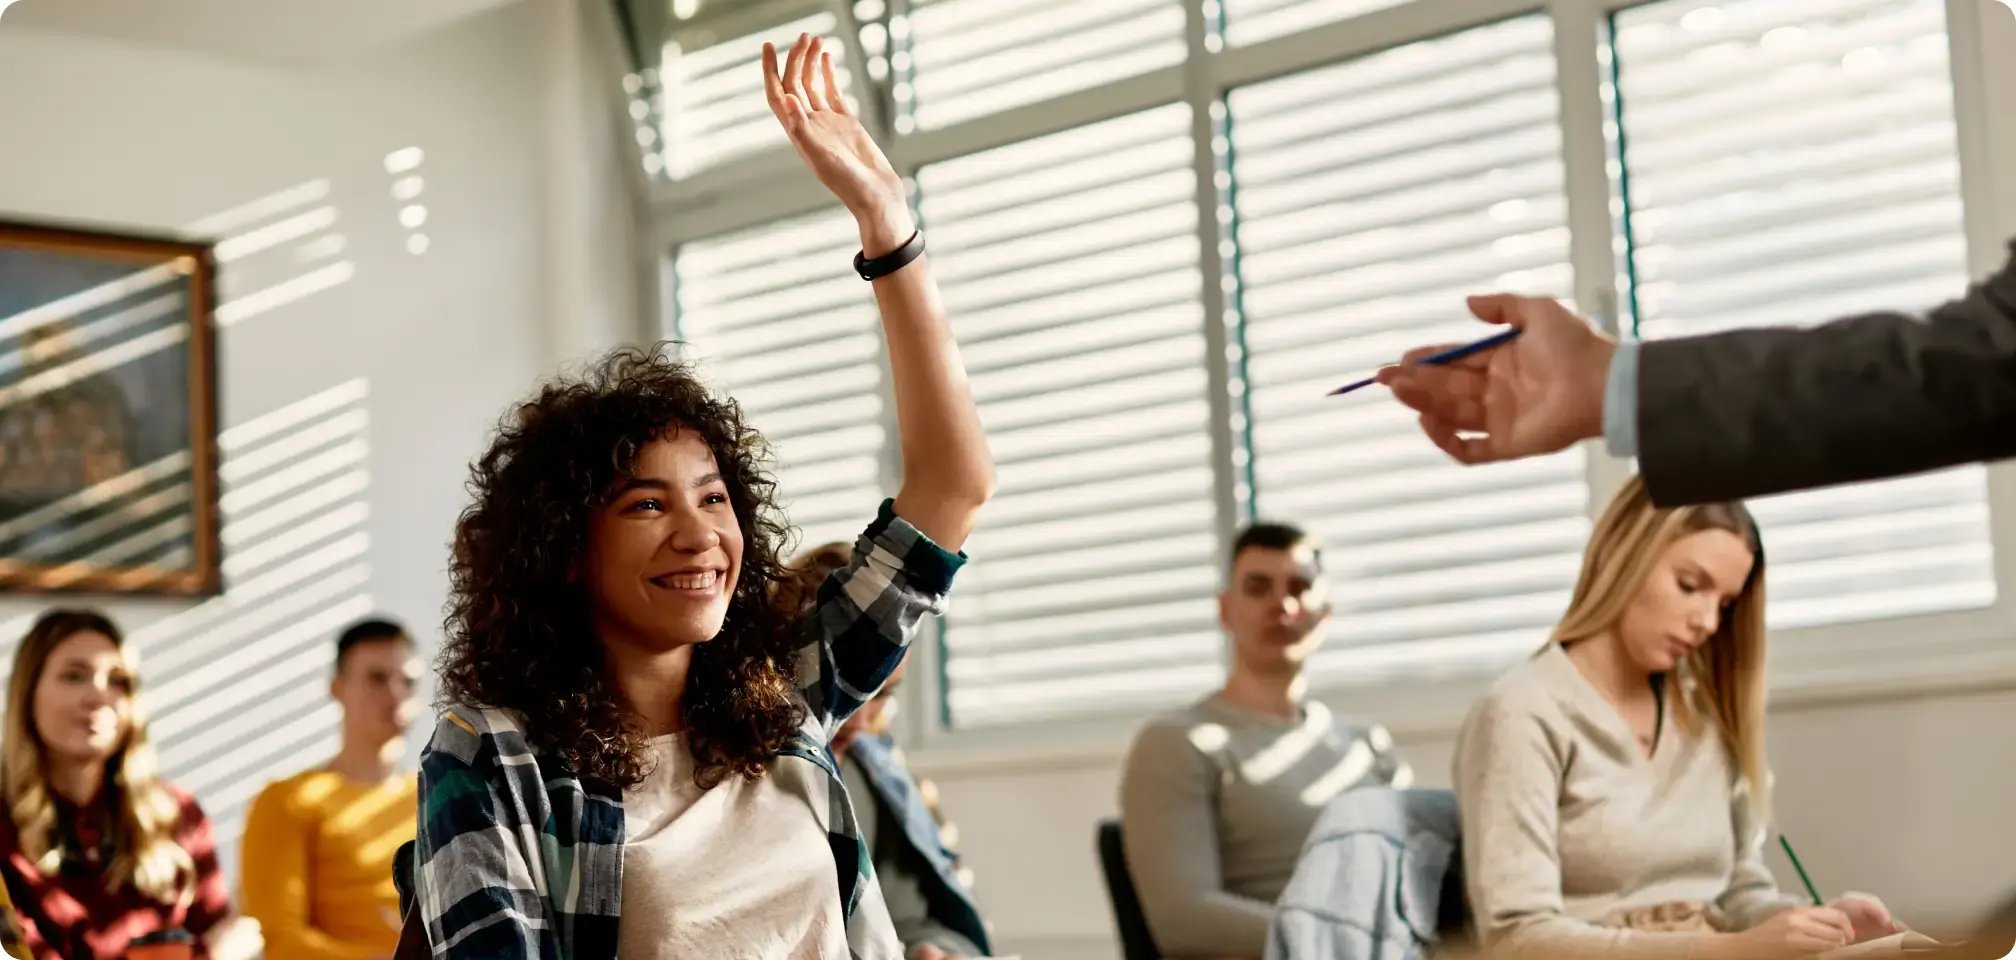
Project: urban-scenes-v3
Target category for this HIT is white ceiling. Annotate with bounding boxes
[0,0,527,63]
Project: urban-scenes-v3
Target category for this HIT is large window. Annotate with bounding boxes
[1607,0,1996,628]
[622,0,2014,739]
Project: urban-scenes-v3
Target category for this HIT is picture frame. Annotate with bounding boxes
[0,219,222,596]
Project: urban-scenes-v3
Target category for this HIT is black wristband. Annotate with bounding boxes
[854,230,925,281]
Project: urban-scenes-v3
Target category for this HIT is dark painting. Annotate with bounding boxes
[0,221,221,595]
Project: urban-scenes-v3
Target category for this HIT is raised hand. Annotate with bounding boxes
[761,34,913,253]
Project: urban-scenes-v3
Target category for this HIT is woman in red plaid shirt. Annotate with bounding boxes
[0,610,232,960]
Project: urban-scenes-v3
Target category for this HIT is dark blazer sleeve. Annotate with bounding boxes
[1637,239,2016,505]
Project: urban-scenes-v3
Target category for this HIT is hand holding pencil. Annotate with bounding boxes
[1783,834,1907,943]
[1374,294,1618,464]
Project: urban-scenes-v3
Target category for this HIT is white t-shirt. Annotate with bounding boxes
[617,733,862,960]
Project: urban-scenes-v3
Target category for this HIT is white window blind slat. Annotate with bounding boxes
[1613,0,1932,61]
[674,209,888,553]
[1233,15,1589,688]
[931,204,1201,287]
[950,611,1219,682]
[1611,0,1994,631]
[1227,14,1551,114]
[950,631,1224,685]
[901,0,1186,131]
[1627,87,1960,182]
[922,143,1196,229]
[1221,0,1409,47]
[971,496,1216,567]
[922,104,1217,729]
[948,271,1203,347]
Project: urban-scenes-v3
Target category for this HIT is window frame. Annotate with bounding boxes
[632,0,2016,758]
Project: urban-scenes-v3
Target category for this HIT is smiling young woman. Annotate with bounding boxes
[408,33,993,960]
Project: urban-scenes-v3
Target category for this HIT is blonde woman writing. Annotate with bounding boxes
[1455,477,1903,959]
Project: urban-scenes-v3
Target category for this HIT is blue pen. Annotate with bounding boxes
[1328,328,1523,396]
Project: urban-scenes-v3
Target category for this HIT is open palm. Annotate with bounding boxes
[761,35,905,222]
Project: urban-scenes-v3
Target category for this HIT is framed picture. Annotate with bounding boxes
[0,220,221,596]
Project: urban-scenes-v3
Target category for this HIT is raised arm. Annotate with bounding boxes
[763,35,993,550]
[1631,246,2016,503]
[1378,241,2016,505]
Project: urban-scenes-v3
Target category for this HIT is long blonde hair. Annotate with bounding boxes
[3,609,194,903]
[1551,476,1770,813]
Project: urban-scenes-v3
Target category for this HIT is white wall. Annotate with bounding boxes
[0,0,637,879]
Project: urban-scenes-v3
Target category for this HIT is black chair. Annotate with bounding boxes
[392,840,427,960]
[1096,819,1162,960]
[394,840,418,918]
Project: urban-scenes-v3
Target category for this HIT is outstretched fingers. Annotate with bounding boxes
[821,50,850,116]
[798,36,828,111]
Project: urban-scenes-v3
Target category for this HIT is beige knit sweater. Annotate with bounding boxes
[1455,644,1800,959]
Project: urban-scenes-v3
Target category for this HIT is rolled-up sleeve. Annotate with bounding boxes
[801,499,968,733]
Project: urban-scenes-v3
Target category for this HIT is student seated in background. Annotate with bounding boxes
[1457,476,1905,960]
[0,610,236,960]
[787,544,995,960]
[1120,522,1411,959]
[243,619,421,960]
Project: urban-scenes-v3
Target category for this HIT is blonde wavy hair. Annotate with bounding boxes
[3,609,194,903]
[1551,476,1771,813]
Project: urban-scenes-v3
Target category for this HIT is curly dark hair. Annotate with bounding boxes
[439,345,806,790]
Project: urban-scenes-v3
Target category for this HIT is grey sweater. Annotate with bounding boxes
[1120,696,1410,958]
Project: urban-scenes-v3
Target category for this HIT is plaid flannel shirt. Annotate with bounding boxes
[414,501,964,960]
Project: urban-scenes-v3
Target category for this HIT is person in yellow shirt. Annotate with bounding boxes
[242,619,421,960]
[0,875,27,960]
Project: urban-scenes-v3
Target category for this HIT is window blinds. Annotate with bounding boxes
[901,0,1186,131]
[673,209,890,554]
[918,104,1223,728]
[1230,15,1591,681]
[658,11,852,179]
[1609,0,1995,628]
[1221,0,1409,47]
